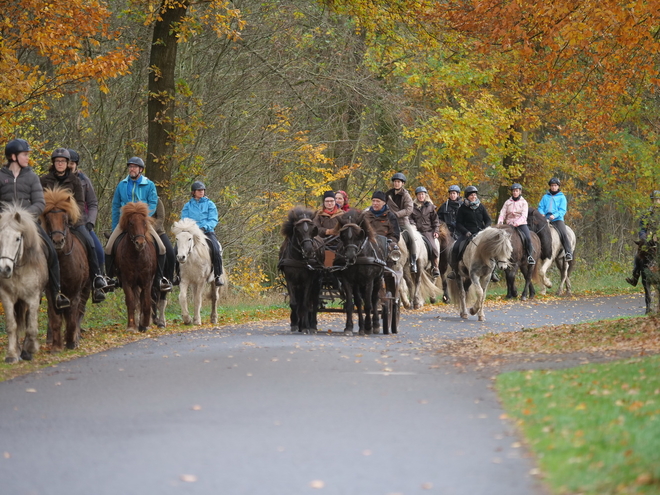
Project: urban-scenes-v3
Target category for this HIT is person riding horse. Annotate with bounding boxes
[447,185,493,280]
[364,190,401,261]
[437,185,461,239]
[538,177,573,261]
[626,190,660,286]
[497,183,535,265]
[104,156,172,293]
[41,148,109,304]
[180,181,224,287]
[0,139,70,311]
[386,172,417,273]
[410,186,441,277]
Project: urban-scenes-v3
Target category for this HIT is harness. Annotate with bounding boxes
[277,218,322,271]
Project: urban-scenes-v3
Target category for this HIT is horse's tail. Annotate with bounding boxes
[446,277,461,309]
[418,269,443,301]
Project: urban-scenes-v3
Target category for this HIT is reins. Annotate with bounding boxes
[45,208,74,256]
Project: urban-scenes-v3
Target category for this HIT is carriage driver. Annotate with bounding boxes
[0,139,70,311]
[437,185,461,239]
[364,190,401,260]
[410,186,441,277]
[104,157,172,293]
[41,148,109,303]
[313,190,344,248]
[180,181,224,286]
[497,183,535,265]
[538,177,573,261]
[386,172,417,272]
[626,190,660,286]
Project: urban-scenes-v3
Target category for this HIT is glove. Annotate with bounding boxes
[86,222,94,231]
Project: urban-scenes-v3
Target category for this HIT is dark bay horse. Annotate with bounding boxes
[493,224,540,300]
[432,222,454,304]
[330,211,384,335]
[632,236,659,314]
[42,187,91,350]
[278,207,324,334]
[115,202,157,332]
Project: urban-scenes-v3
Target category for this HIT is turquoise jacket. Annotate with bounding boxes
[538,191,567,222]
[111,174,158,229]
[181,196,218,233]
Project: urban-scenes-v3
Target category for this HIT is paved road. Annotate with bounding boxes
[0,294,644,495]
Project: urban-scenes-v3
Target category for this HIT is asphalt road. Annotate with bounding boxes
[0,294,645,495]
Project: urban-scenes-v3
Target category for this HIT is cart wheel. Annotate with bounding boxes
[382,291,393,334]
[391,296,400,334]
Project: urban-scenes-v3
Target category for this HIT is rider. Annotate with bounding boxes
[498,183,535,265]
[181,181,224,286]
[386,172,417,272]
[626,190,660,286]
[41,148,108,303]
[437,185,461,239]
[0,139,70,311]
[364,190,401,260]
[447,185,492,280]
[335,190,351,212]
[314,190,344,241]
[154,197,177,288]
[410,186,441,277]
[538,177,573,261]
[105,156,172,293]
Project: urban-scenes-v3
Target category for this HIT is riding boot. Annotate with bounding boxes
[410,255,418,274]
[156,252,172,293]
[172,260,181,286]
[38,225,71,313]
[626,258,642,286]
[105,253,120,288]
[431,258,440,278]
[214,253,225,287]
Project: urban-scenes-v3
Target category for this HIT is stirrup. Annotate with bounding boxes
[93,275,108,290]
[446,271,456,280]
[565,252,573,261]
[432,267,441,277]
[527,256,536,265]
[92,289,106,304]
[159,277,173,293]
[172,275,181,286]
[214,276,224,287]
[55,293,71,311]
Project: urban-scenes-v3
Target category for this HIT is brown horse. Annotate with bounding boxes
[432,222,454,304]
[493,225,541,301]
[633,236,659,314]
[115,202,157,332]
[42,187,91,350]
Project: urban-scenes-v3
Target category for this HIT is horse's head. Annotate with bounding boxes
[0,224,23,279]
[120,203,153,252]
[176,231,194,264]
[42,209,69,251]
[337,223,366,265]
[42,187,80,252]
[292,217,318,260]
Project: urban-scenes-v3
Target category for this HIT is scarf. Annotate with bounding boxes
[370,204,389,217]
[323,206,339,215]
[511,195,521,202]
[467,198,481,210]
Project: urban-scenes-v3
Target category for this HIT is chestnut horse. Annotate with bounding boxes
[42,187,91,350]
[632,236,659,314]
[493,224,541,301]
[115,202,157,332]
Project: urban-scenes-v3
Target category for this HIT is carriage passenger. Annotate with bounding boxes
[386,172,417,272]
[364,191,401,260]
[41,148,109,304]
[437,185,461,239]
[313,191,344,248]
[497,183,535,265]
[335,190,351,212]
[538,177,573,261]
[626,190,660,286]
[180,181,224,287]
[410,186,441,277]
[447,185,492,280]
[1,139,70,311]
[104,157,172,293]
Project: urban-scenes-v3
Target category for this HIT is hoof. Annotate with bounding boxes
[193,320,201,326]
[469,308,477,316]
[442,295,450,304]
[65,342,76,350]
[157,322,165,328]
[4,356,19,364]
[126,327,137,333]
[392,329,398,334]
[478,315,485,321]
[460,313,468,319]
[343,328,354,334]
[20,350,32,361]
[138,326,148,333]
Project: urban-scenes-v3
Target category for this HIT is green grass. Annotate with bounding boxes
[496,355,660,494]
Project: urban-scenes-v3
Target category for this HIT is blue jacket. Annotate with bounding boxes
[538,191,567,222]
[181,196,218,232]
[111,174,158,229]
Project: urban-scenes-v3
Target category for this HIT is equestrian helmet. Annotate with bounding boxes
[510,183,522,191]
[4,139,30,160]
[464,185,478,198]
[127,156,145,169]
[67,149,80,163]
[415,186,428,194]
[391,172,407,183]
[448,185,461,194]
[651,190,660,199]
[51,148,70,162]
[191,181,206,192]
[548,177,561,186]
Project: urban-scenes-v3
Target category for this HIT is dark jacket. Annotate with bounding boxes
[313,208,344,237]
[455,199,491,237]
[40,169,86,226]
[364,206,401,243]
[410,198,439,235]
[437,198,460,236]
[639,207,659,240]
[386,187,413,226]
[0,165,46,216]
[75,170,99,227]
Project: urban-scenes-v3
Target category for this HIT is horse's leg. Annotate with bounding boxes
[557,258,569,296]
[192,281,204,325]
[643,274,652,314]
[179,278,193,325]
[21,298,41,361]
[139,283,152,332]
[210,285,219,325]
[399,277,411,309]
[355,285,366,335]
[363,279,374,334]
[65,297,80,350]
[46,293,64,352]
[540,257,553,290]
[504,267,517,299]
[469,270,487,320]
[412,270,422,309]
[371,277,381,333]
[342,276,354,333]
[157,294,167,328]
[124,286,138,332]
[3,296,20,363]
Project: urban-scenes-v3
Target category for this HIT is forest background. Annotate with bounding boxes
[2,0,659,292]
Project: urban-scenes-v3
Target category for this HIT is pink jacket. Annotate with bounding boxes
[498,197,529,227]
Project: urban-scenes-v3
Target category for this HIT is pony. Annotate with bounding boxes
[447,227,513,321]
[632,236,659,314]
[493,224,541,301]
[431,222,455,304]
[278,207,324,334]
[330,211,384,335]
[114,202,157,332]
[397,228,442,309]
[527,208,576,296]
[172,218,226,325]
[0,204,48,363]
[41,187,91,350]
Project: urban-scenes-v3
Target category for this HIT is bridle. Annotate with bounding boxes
[45,208,74,256]
[292,218,315,259]
[0,234,23,267]
[338,223,367,265]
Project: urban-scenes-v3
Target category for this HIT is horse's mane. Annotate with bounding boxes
[437,222,451,244]
[527,208,553,259]
[332,210,377,243]
[172,218,209,257]
[43,186,81,225]
[0,203,45,266]
[118,202,155,234]
[282,206,316,238]
[470,227,513,265]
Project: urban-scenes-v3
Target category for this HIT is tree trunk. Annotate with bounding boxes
[147,0,188,224]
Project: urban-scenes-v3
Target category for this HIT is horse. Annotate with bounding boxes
[0,204,49,363]
[493,224,541,301]
[41,187,91,351]
[330,211,384,335]
[431,222,454,304]
[172,218,226,325]
[632,236,659,314]
[446,227,513,321]
[278,207,324,334]
[527,208,576,296]
[397,228,442,309]
[114,202,158,332]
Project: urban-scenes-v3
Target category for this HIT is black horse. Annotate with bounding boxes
[278,207,324,333]
[330,212,385,335]
[632,237,659,314]
[493,224,540,300]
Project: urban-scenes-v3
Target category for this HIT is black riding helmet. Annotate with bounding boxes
[548,177,561,186]
[127,156,145,169]
[464,185,478,198]
[67,149,80,163]
[391,172,407,183]
[191,181,206,192]
[5,139,30,160]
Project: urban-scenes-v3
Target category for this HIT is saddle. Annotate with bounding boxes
[420,234,433,260]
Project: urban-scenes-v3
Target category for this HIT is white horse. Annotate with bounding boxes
[539,224,576,296]
[172,219,226,325]
[447,227,513,321]
[398,228,442,309]
[0,205,49,363]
